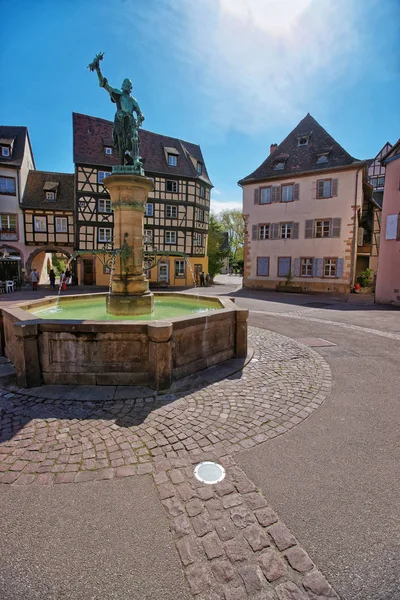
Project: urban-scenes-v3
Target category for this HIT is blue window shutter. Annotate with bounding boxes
[257,257,269,276]
[278,257,291,277]
[252,225,258,240]
[293,258,300,277]
[312,258,323,277]
[336,258,344,278]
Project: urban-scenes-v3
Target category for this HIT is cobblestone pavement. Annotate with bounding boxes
[0,327,337,599]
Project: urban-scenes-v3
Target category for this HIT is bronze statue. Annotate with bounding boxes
[88,52,144,172]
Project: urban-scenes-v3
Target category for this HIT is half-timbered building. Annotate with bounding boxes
[73,113,211,286]
[21,171,74,283]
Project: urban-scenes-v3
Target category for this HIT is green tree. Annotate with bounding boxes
[217,209,244,263]
[207,214,229,278]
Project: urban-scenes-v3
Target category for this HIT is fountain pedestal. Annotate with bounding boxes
[104,172,154,315]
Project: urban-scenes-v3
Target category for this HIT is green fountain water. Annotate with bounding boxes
[29,296,219,321]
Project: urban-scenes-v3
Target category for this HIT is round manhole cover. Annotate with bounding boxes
[194,461,226,484]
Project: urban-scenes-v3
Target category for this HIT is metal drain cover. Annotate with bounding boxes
[194,461,226,484]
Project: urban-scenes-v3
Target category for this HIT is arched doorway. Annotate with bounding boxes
[25,247,72,285]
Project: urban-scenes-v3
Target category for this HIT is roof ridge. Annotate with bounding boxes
[30,169,73,176]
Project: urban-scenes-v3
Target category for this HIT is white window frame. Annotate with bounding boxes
[166,180,178,193]
[0,176,16,194]
[1,146,10,157]
[55,217,68,233]
[166,205,177,218]
[98,198,112,213]
[280,223,292,239]
[193,232,203,246]
[281,185,293,203]
[98,227,112,243]
[45,191,55,200]
[168,154,177,166]
[315,220,331,238]
[175,260,185,277]
[301,258,313,277]
[0,214,17,239]
[144,229,153,244]
[34,216,47,232]
[105,147,112,155]
[165,230,177,244]
[259,224,269,240]
[98,171,111,184]
[158,263,169,282]
[145,203,154,217]
[324,258,337,278]
[377,176,385,187]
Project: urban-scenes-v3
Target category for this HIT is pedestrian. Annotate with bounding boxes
[199,272,205,287]
[61,273,67,291]
[64,268,71,285]
[49,269,56,291]
[30,268,39,291]
[205,273,210,287]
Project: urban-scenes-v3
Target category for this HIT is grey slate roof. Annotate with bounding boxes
[238,113,362,185]
[22,171,74,210]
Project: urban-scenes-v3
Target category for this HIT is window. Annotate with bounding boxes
[98,199,112,213]
[193,232,203,246]
[197,162,202,174]
[315,220,331,238]
[165,230,176,244]
[199,186,205,198]
[1,146,10,157]
[144,230,153,244]
[324,258,337,278]
[175,260,185,277]
[45,191,55,201]
[301,258,313,277]
[317,179,332,198]
[98,171,111,184]
[0,176,16,194]
[168,154,177,166]
[278,257,291,277]
[281,185,293,203]
[297,136,309,146]
[257,257,269,276]
[274,162,285,170]
[166,180,178,193]
[145,203,154,216]
[34,216,47,232]
[260,187,271,204]
[98,227,112,242]
[0,214,17,240]
[166,205,177,218]
[105,147,112,155]
[198,209,205,222]
[317,154,329,164]
[377,176,385,187]
[370,177,377,188]
[258,224,270,240]
[55,217,68,233]
[280,223,292,239]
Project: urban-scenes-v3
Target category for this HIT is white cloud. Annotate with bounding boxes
[213,189,221,195]
[171,0,363,134]
[211,199,242,214]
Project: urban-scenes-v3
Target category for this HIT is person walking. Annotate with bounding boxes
[49,269,56,291]
[31,268,39,291]
[205,273,210,287]
[64,268,71,285]
[199,272,205,287]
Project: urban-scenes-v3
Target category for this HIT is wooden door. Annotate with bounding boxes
[83,259,94,285]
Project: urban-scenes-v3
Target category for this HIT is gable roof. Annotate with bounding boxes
[0,126,34,168]
[73,113,212,186]
[238,113,362,185]
[381,138,400,163]
[22,170,74,210]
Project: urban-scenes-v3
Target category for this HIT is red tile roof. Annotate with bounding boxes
[73,113,212,186]
[22,171,74,210]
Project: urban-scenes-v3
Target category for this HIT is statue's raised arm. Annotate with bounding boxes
[88,52,114,95]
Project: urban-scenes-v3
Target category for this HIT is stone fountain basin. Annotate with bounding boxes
[0,293,248,390]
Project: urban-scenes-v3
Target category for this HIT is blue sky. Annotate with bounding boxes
[1,0,399,212]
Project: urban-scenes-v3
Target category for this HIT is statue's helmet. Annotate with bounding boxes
[122,78,132,92]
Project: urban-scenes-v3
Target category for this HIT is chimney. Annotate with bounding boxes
[270,143,278,155]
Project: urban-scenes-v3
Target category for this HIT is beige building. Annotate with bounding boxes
[239,114,369,293]
[0,126,35,282]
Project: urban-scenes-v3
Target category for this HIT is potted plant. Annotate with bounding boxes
[356,268,374,294]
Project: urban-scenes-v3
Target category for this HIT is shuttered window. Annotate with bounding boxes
[300,258,313,276]
[257,257,269,276]
[317,178,338,198]
[282,185,293,202]
[280,223,292,239]
[315,220,331,238]
[324,258,337,278]
[260,187,271,204]
[278,257,291,277]
[259,224,270,239]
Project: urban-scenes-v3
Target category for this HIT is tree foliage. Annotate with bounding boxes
[207,214,229,277]
[216,209,244,262]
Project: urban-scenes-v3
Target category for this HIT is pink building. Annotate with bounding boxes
[375,140,400,306]
[239,114,368,293]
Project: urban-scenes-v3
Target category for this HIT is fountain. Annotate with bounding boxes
[0,53,248,390]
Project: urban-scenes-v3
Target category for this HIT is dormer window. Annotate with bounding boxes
[45,191,56,201]
[105,147,112,156]
[197,162,202,174]
[1,146,10,157]
[273,154,288,171]
[168,154,177,166]
[274,162,285,171]
[317,153,329,164]
[297,136,309,146]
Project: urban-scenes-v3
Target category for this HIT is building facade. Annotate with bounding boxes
[21,171,74,283]
[375,140,400,305]
[73,113,211,287]
[239,114,366,293]
[0,126,35,281]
